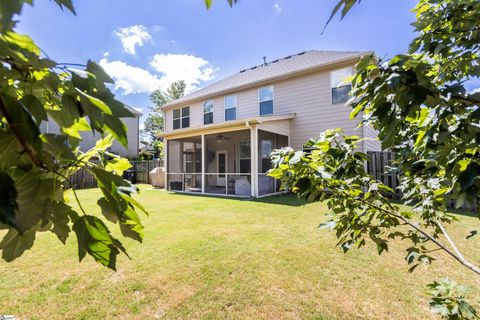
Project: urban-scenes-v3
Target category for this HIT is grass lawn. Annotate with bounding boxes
[0,185,479,319]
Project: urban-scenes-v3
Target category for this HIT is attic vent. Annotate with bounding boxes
[298,51,306,56]
[239,69,247,73]
[250,66,257,70]
[272,59,279,63]
[284,55,292,60]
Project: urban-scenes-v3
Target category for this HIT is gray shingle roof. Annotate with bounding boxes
[163,50,371,109]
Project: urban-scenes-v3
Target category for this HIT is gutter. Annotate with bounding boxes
[157,113,295,139]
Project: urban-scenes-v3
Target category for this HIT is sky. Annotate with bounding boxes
[17,0,419,127]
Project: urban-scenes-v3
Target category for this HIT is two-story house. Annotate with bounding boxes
[40,104,142,158]
[160,50,380,198]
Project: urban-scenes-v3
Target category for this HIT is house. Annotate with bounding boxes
[40,104,142,158]
[159,50,380,198]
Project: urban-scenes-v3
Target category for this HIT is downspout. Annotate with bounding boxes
[245,120,253,131]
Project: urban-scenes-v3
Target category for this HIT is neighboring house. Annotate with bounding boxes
[160,50,380,198]
[40,104,142,158]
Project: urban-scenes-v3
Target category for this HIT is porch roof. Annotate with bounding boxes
[159,113,295,140]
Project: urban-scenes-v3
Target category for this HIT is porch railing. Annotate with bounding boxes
[166,172,281,197]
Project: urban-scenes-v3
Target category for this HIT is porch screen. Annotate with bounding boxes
[239,141,251,173]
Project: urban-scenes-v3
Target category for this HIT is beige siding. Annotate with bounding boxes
[364,125,382,151]
[164,63,379,151]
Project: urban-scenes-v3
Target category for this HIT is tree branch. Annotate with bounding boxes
[341,190,480,276]
[434,219,480,275]
[0,94,43,168]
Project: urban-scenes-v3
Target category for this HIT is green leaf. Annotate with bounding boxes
[205,0,212,9]
[0,227,36,262]
[120,193,148,216]
[86,60,113,84]
[10,169,60,232]
[4,32,40,55]
[73,215,128,270]
[43,201,76,244]
[103,114,128,147]
[0,0,28,32]
[119,208,144,242]
[322,0,361,33]
[97,197,118,223]
[0,171,18,228]
[53,0,76,14]
[0,130,26,169]
[76,88,113,115]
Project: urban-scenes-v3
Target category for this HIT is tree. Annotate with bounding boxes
[268,0,480,318]
[141,80,186,158]
[140,112,164,143]
[150,80,186,112]
[0,1,147,270]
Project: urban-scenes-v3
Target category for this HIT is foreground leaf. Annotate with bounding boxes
[0,227,36,261]
[73,215,128,270]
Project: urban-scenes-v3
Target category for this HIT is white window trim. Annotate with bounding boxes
[258,85,274,116]
[330,66,353,105]
[224,95,237,121]
[203,100,214,125]
[173,106,190,130]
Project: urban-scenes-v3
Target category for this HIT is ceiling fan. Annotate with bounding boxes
[216,134,232,143]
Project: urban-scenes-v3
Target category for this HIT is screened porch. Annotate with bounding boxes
[165,129,288,197]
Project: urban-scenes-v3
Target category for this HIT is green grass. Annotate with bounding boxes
[0,186,479,319]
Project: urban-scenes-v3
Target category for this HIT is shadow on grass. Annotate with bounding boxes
[166,191,306,207]
[252,193,307,207]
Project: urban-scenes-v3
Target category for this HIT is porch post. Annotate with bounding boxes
[250,125,259,197]
[164,138,168,191]
[201,134,205,194]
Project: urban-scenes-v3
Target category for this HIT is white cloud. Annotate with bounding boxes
[115,25,152,55]
[150,54,216,92]
[99,58,162,94]
[99,54,216,95]
[274,2,282,13]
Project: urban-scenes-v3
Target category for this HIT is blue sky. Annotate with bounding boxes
[18,0,418,126]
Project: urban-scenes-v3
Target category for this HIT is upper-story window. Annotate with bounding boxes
[259,86,274,116]
[173,106,190,130]
[225,95,237,121]
[204,100,214,125]
[331,67,352,104]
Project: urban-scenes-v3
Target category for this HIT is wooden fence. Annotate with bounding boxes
[367,151,400,199]
[367,151,477,211]
[69,160,164,190]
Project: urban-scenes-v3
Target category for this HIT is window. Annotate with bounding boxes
[225,95,236,121]
[331,67,352,104]
[173,106,190,130]
[261,140,273,172]
[239,141,251,173]
[203,100,213,125]
[259,86,274,116]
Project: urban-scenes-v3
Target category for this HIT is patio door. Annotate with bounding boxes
[217,150,228,186]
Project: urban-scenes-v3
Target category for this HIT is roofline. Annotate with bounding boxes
[123,104,143,116]
[158,113,296,139]
[161,52,373,110]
